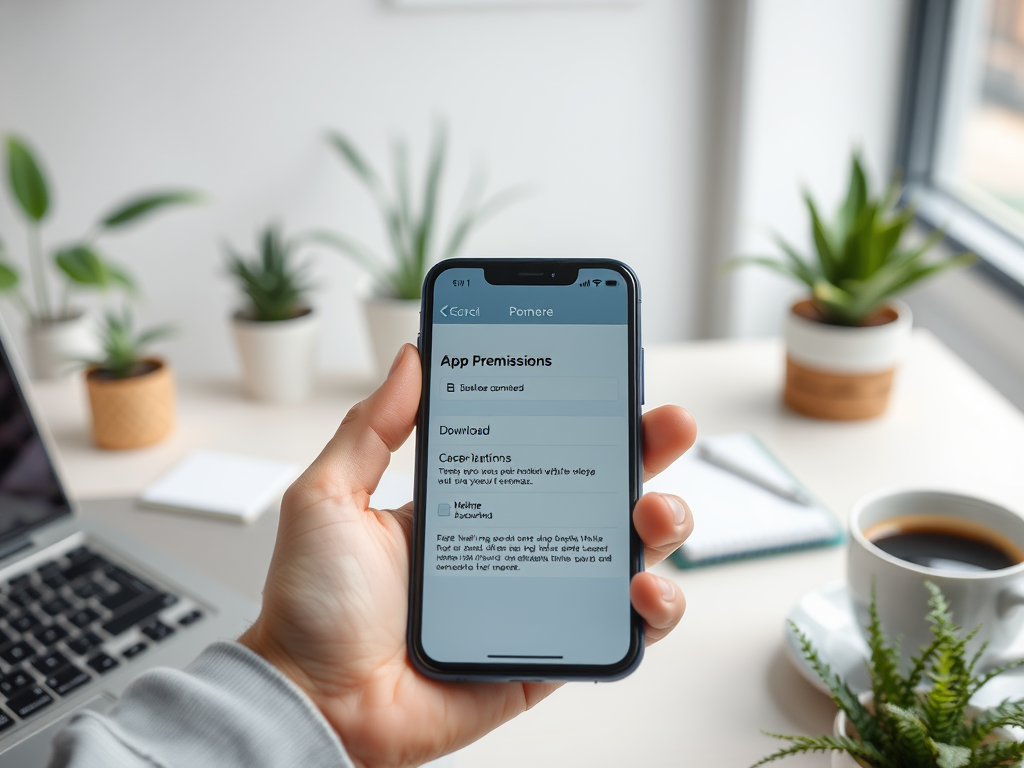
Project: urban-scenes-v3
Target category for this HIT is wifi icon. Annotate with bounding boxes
[592,279,603,286]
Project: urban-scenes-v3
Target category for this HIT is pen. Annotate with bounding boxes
[697,443,813,506]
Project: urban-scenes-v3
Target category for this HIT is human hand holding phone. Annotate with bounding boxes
[239,344,697,768]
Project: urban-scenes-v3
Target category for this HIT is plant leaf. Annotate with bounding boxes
[54,245,110,287]
[300,229,389,284]
[99,190,202,229]
[413,123,446,281]
[967,739,1024,768]
[931,741,970,768]
[5,135,50,222]
[0,262,19,292]
[751,732,889,768]
[805,193,839,283]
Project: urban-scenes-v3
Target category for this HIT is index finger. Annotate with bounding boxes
[642,405,697,481]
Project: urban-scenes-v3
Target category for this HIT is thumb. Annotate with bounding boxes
[290,344,421,508]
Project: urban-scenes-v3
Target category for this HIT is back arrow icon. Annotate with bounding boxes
[440,305,448,317]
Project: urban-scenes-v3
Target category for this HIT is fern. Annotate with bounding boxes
[755,582,1024,768]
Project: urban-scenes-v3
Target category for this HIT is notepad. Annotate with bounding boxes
[140,450,301,523]
[644,433,843,568]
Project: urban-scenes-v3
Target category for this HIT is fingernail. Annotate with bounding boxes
[659,576,676,602]
[666,495,687,527]
[388,346,405,378]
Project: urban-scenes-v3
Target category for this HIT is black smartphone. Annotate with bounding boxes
[408,258,644,681]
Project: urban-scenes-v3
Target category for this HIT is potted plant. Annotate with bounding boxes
[733,153,974,420]
[226,223,318,404]
[1,134,199,379]
[306,124,522,377]
[755,582,1024,768]
[84,309,175,450]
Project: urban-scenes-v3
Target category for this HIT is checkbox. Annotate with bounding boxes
[438,503,451,516]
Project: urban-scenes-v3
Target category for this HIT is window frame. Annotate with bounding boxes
[898,0,1024,300]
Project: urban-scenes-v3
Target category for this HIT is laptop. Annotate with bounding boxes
[0,322,258,766]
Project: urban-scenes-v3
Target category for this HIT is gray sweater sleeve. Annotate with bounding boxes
[47,641,355,768]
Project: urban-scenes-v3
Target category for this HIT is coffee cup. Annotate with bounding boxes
[848,489,1024,666]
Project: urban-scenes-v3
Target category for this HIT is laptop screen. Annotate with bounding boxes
[0,336,73,543]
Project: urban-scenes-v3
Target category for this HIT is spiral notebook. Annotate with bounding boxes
[644,433,843,568]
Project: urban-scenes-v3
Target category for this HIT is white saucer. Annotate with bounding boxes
[786,580,1024,709]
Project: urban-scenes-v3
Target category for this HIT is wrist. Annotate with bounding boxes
[237,621,323,713]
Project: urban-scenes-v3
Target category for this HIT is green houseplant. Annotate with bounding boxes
[733,153,975,420]
[756,583,1024,768]
[1,134,199,379]
[84,310,176,450]
[226,223,319,403]
[308,124,522,376]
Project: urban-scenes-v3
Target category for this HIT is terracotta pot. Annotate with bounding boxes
[25,311,98,380]
[362,291,420,380]
[231,308,319,404]
[85,358,175,450]
[783,299,912,420]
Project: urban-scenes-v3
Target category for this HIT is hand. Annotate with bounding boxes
[239,344,697,768]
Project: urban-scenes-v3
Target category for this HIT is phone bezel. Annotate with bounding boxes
[407,258,644,681]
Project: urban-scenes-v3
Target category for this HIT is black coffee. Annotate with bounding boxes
[871,529,1021,572]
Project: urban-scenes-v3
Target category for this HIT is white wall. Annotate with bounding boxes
[723,0,912,338]
[0,0,708,376]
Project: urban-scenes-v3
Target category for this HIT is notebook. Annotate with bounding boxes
[644,432,843,568]
[140,450,301,522]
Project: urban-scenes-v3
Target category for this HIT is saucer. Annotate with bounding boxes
[785,580,1024,709]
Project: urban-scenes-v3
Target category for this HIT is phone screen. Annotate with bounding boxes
[411,260,642,677]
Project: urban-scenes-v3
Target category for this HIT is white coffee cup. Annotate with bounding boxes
[848,489,1024,665]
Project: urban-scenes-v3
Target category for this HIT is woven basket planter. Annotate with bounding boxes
[86,358,175,450]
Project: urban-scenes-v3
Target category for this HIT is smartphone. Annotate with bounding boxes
[408,258,644,681]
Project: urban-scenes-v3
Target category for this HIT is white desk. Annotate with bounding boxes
[29,331,1024,767]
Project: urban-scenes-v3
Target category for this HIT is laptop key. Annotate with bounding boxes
[101,587,145,612]
[68,608,100,629]
[7,574,32,589]
[7,685,53,719]
[103,593,177,636]
[66,632,103,656]
[33,625,68,647]
[42,574,67,590]
[46,664,91,697]
[9,586,41,607]
[104,565,154,593]
[36,561,60,576]
[61,554,107,583]
[65,546,94,563]
[32,651,68,675]
[0,668,36,698]
[0,709,14,732]
[141,621,175,642]
[8,612,40,633]
[41,597,73,617]
[1,641,35,665]
[178,610,203,627]
[122,642,147,659]
[72,581,106,600]
[0,629,10,648]
[86,653,118,674]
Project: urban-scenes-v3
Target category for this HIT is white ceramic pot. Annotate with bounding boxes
[783,299,913,420]
[25,311,97,380]
[362,293,420,380]
[785,299,913,374]
[231,309,319,404]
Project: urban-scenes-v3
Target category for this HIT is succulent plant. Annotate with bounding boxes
[734,153,975,326]
[86,309,174,379]
[225,224,312,322]
[755,582,1024,768]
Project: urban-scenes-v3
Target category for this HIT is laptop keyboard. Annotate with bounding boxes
[0,545,204,732]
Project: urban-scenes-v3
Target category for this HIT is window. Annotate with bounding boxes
[900,0,1024,293]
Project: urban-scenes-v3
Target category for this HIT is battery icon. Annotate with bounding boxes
[605,280,618,286]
